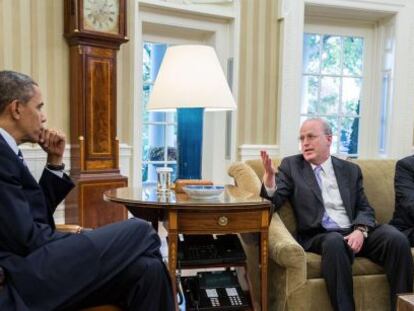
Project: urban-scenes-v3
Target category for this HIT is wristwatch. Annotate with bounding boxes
[46,163,65,171]
[355,225,369,239]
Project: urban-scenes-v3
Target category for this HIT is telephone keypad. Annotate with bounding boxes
[182,271,250,310]
[210,297,220,307]
[229,295,242,306]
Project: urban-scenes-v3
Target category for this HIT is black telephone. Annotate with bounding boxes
[182,270,250,311]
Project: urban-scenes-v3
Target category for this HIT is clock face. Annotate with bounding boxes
[83,0,120,34]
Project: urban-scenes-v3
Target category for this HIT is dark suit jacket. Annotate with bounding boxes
[0,135,101,311]
[390,155,414,234]
[261,154,376,248]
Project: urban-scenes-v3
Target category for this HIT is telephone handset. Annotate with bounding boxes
[183,270,250,311]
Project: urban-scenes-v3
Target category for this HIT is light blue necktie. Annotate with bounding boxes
[314,165,340,230]
[314,165,323,188]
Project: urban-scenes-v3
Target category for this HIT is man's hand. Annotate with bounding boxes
[260,150,276,188]
[344,230,365,254]
[39,128,66,165]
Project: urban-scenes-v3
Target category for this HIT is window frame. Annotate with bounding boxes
[302,21,374,157]
[141,42,178,185]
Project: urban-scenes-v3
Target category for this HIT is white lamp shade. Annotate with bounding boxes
[147,45,237,111]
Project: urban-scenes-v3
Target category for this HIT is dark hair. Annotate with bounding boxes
[0,71,38,114]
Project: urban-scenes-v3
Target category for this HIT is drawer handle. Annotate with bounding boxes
[218,216,228,226]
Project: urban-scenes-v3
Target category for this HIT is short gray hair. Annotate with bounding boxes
[0,70,38,114]
[304,117,332,136]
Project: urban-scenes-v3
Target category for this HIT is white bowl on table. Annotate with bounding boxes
[182,185,225,200]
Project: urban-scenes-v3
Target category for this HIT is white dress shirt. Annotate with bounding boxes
[311,157,351,229]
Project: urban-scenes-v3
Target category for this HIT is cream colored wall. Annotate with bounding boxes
[0,0,280,149]
[0,0,70,135]
[238,0,280,146]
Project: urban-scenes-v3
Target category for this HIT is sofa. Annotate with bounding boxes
[228,158,410,311]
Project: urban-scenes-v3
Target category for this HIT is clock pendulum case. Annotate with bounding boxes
[64,0,129,228]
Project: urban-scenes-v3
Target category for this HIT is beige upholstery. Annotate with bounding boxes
[228,158,407,311]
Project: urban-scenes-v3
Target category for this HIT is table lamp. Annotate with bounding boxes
[147,45,236,179]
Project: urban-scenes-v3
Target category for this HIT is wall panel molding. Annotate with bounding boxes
[238,144,280,161]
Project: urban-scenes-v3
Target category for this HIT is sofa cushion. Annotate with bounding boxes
[306,252,384,279]
[350,159,396,224]
[306,247,414,279]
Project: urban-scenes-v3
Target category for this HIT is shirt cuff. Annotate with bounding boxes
[46,168,64,178]
[264,184,277,197]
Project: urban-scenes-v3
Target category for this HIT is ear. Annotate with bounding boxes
[326,134,333,146]
[9,100,21,120]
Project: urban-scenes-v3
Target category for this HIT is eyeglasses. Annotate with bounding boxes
[298,134,328,142]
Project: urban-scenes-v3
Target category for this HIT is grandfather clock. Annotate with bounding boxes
[64,0,128,228]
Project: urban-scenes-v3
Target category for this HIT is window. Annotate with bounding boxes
[301,33,364,156]
[142,42,177,185]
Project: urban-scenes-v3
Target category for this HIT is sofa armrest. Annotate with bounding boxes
[268,213,306,286]
[56,224,82,234]
[227,162,262,195]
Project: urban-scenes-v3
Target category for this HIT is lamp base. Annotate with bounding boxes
[177,108,203,179]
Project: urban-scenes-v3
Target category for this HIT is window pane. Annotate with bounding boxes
[146,163,159,183]
[303,34,321,74]
[320,77,340,114]
[342,77,361,115]
[166,125,177,160]
[166,111,177,124]
[142,41,177,184]
[322,35,341,75]
[379,74,390,153]
[149,111,166,123]
[301,32,365,157]
[142,84,152,122]
[148,124,166,161]
[339,117,359,154]
[142,163,149,182]
[143,44,152,83]
[343,37,363,76]
[301,75,319,114]
[142,125,149,161]
[325,116,339,154]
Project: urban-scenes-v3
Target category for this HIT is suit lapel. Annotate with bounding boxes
[302,159,324,204]
[0,133,36,180]
[332,157,352,217]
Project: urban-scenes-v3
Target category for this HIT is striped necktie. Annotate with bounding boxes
[17,149,27,166]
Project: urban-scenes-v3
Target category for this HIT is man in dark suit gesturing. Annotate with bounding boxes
[261,118,412,311]
[0,70,174,311]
